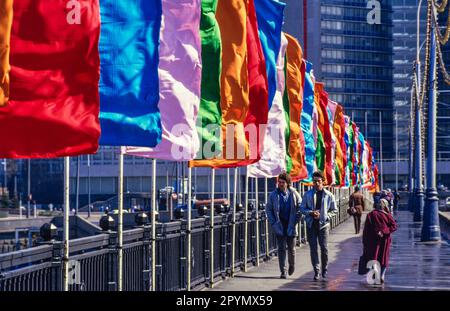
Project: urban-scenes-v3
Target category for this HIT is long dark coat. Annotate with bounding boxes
[362,209,397,267]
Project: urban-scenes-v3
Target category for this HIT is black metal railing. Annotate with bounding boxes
[0,190,353,291]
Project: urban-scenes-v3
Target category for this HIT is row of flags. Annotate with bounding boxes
[0,0,379,191]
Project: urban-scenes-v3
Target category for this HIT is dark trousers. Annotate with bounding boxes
[307,225,329,273]
[353,214,362,234]
[276,235,295,273]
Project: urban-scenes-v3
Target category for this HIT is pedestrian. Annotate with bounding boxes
[362,198,397,284]
[393,190,400,211]
[266,172,302,279]
[349,186,365,234]
[300,171,338,281]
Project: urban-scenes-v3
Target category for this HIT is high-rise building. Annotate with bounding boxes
[285,0,395,186]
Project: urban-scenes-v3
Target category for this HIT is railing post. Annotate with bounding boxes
[155,223,164,291]
[51,241,63,291]
[204,215,211,286]
[180,219,187,290]
[108,231,118,291]
[143,225,152,291]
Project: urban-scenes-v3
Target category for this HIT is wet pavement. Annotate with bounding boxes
[207,205,450,291]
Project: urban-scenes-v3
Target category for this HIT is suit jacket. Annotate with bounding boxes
[300,188,338,230]
[266,187,302,237]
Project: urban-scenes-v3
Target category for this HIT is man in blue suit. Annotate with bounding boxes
[266,172,302,279]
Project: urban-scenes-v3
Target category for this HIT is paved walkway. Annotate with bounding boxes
[207,206,450,291]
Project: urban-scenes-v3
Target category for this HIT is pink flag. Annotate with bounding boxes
[123,0,201,160]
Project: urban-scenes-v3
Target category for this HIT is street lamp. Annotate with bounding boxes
[421,5,441,242]
[413,0,425,221]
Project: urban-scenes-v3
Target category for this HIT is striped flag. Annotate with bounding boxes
[255,0,285,110]
[332,104,347,186]
[123,0,202,161]
[248,30,288,178]
[284,33,307,182]
[0,0,101,158]
[99,0,162,147]
[301,61,316,183]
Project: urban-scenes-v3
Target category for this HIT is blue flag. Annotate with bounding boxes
[255,0,286,109]
[99,0,162,147]
[301,61,316,183]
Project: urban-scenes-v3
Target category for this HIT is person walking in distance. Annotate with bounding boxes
[266,172,302,279]
[300,171,338,281]
[349,186,365,234]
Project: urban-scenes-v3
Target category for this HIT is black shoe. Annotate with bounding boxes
[280,272,287,279]
[322,271,328,279]
[313,272,320,281]
[288,265,295,276]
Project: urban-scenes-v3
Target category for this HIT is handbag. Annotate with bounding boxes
[347,206,356,216]
[358,255,369,275]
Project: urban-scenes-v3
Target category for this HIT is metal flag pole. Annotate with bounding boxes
[255,177,259,266]
[244,169,249,272]
[63,157,70,291]
[75,156,80,215]
[395,113,399,191]
[27,159,31,219]
[231,167,238,276]
[187,166,192,291]
[151,159,157,290]
[421,17,441,242]
[87,155,91,218]
[379,111,384,190]
[227,168,230,204]
[117,151,124,291]
[210,168,215,287]
[264,177,269,258]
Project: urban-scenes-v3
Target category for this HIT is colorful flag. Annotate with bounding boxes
[255,0,285,109]
[0,0,12,106]
[0,0,101,158]
[332,104,347,186]
[190,0,249,168]
[248,30,288,178]
[193,0,222,161]
[327,99,338,185]
[284,33,307,182]
[315,83,333,184]
[99,0,162,147]
[123,0,202,161]
[344,115,354,187]
[301,61,316,183]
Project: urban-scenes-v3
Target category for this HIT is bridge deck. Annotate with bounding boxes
[207,207,450,291]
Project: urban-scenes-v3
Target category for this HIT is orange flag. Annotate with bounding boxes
[0,0,12,106]
[284,33,307,182]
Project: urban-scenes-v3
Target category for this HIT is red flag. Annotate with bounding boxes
[0,0,100,158]
[316,84,333,185]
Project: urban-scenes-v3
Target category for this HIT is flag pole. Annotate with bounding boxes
[63,156,70,291]
[255,177,259,266]
[117,150,124,291]
[210,168,215,288]
[187,166,192,290]
[227,168,230,204]
[244,169,249,272]
[151,159,157,291]
[264,177,269,258]
[231,167,238,276]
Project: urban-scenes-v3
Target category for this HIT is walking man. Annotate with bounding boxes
[266,172,302,279]
[349,186,365,234]
[300,171,338,281]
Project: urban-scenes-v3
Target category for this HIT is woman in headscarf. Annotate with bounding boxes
[362,199,397,283]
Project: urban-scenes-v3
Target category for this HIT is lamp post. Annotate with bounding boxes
[421,16,440,242]
[413,0,425,219]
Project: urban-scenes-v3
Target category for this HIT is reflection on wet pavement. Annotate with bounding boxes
[208,205,450,291]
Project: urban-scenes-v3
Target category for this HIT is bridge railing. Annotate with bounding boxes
[0,189,352,291]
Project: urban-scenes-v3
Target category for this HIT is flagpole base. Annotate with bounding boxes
[421,188,441,242]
